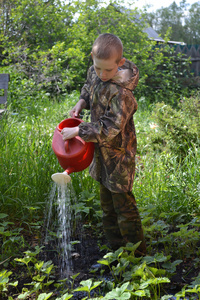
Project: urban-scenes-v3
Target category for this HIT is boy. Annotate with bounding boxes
[62,33,146,255]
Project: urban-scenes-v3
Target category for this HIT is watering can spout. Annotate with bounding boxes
[51,171,71,186]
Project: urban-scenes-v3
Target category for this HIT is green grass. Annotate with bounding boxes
[1,92,200,299]
[1,92,200,223]
[133,149,200,216]
[0,96,71,221]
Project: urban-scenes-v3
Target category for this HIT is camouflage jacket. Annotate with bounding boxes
[78,59,139,193]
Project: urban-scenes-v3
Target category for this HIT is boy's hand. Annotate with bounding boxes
[69,108,79,118]
[61,127,79,140]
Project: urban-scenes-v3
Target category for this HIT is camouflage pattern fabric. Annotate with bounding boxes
[78,59,139,193]
[100,184,146,255]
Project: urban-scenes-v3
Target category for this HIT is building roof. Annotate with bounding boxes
[144,27,164,42]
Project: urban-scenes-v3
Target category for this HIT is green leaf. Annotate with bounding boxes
[15,257,32,265]
[97,259,109,266]
[74,286,89,293]
[37,293,53,300]
[104,282,131,300]
[32,275,46,282]
[43,265,54,275]
[90,281,102,291]
[35,261,44,271]
[186,286,200,293]
[70,273,80,281]
[0,214,8,219]
[56,293,73,300]
[18,291,31,299]
[132,290,146,297]
[9,281,18,287]
[80,279,92,289]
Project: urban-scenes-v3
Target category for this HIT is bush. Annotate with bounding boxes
[148,93,200,157]
[0,0,193,106]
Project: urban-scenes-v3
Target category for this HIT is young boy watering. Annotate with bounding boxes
[62,33,146,255]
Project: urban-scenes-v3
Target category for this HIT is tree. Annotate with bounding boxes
[145,0,200,45]
[184,2,200,44]
[0,0,191,103]
[146,0,188,42]
[0,0,74,51]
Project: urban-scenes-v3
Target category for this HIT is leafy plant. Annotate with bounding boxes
[0,213,24,262]
[72,190,102,224]
[0,269,18,298]
[150,94,200,156]
[74,279,102,299]
[103,282,131,300]
[14,246,55,299]
[95,244,172,299]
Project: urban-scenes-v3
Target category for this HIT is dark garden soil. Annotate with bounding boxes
[43,226,109,281]
[5,225,200,299]
[43,226,200,299]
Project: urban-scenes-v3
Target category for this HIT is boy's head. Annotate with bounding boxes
[91,33,125,82]
[92,33,123,63]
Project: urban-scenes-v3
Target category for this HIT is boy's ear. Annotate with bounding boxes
[118,57,125,67]
[91,52,93,60]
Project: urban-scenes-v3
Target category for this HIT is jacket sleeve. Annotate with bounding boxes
[79,86,138,144]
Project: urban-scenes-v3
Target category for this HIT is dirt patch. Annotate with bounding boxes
[4,225,200,299]
[44,226,200,297]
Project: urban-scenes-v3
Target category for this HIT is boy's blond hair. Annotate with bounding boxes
[92,33,123,63]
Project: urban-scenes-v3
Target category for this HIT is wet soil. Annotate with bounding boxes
[4,225,200,299]
[69,230,200,299]
[47,226,108,279]
[44,226,200,299]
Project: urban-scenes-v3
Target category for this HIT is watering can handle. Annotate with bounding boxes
[64,140,69,153]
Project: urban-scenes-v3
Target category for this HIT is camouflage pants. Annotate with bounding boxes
[100,184,146,255]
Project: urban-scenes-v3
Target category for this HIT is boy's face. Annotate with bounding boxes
[91,53,125,82]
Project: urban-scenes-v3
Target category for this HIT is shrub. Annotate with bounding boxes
[149,93,200,157]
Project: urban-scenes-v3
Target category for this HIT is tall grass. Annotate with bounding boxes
[133,149,200,219]
[0,94,77,222]
[134,98,200,222]
[1,92,200,226]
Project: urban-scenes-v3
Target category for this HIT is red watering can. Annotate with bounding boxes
[51,118,94,185]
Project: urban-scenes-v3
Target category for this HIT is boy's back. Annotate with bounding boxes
[78,59,139,193]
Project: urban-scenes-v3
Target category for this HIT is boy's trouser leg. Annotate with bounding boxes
[100,184,124,250]
[100,184,146,255]
[112,191,146,255]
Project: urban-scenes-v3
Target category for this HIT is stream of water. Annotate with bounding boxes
[45,182,74,278]
[57,183,73,277]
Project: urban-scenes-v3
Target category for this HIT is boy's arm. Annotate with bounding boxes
[62,68,92,140]
[78,67,93,110]
[69,66,93,118]
[69,99,87,118]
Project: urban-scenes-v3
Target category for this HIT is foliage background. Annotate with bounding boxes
[0,0,196,106]
[0,0,200,299]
